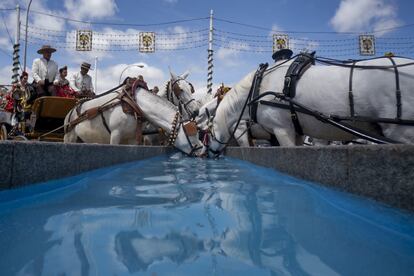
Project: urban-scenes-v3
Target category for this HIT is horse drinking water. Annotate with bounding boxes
[203,54,414,155]
[64,79,203,156]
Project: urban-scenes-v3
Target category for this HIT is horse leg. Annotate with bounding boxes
[110,130,122,145]
[295,135,305,146]
[272,128,296,146]
[63,111,79,143]
[234,121,251,147]
[64,130,78,143]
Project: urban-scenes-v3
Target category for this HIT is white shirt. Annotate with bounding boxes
[54,75,69,86]
[69,72,94,93]
[32,58,58,83]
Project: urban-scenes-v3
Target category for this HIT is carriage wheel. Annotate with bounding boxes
[13,135,28,141]
[0,124,8,140]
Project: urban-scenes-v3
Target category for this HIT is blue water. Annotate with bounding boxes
[1,154,414,276]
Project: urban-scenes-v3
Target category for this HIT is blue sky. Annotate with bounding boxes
[0,0,413,96]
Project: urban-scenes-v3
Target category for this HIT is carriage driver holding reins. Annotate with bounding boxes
[32,45,58,97]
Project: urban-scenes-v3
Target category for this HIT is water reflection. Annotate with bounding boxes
[1,154,414,275]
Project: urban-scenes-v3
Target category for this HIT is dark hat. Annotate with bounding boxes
[272,48,293,62]
[81,62,92,70]
[59,66,68,73]
[37,45,56,54]
[20,71,28,78]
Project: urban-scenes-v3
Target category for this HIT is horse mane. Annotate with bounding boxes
[214,71,255,135]
[156,80,169,98]
[137,87,178,112]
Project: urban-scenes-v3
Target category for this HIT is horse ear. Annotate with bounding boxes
[180,70,190,80]
[169,67,178,81]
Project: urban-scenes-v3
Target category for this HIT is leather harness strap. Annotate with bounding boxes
[249,63,269,123]
[386,56,402,119]
[282,52,315,136]
[121,89,145,144]
[348,61,356,117]
[283,52,315,98]
[66,89,145,144]
[348,57,402,120]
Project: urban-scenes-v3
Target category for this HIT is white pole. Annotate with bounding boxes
[94,56,98,93]
[23,0,33,72]
[207,9,214,95]
[12,5,21,83]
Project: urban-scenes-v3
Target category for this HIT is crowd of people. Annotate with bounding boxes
[2,44,95,113]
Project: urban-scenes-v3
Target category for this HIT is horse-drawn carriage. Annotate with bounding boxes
[0,96,77,141]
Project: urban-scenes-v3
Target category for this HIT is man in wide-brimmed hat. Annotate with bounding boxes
[69,62,95,97]
[32,45,58,96]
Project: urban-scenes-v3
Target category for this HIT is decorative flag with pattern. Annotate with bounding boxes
[76,30,93,51]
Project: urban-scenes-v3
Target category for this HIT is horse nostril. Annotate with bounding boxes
[192,110,199,118]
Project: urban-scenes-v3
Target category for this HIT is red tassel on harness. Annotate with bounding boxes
[202,132,209,146]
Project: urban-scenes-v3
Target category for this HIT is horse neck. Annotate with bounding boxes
[135,88,178,132]
[213,71,255,136]
[199,92,214,106]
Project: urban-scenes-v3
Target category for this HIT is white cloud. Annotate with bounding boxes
[64,0,118,20]
[156,26,205,51]
[269,24,284,35]
[216,40,249,67]
[26,0,67,32]
[0,65,13,85]
[290,38,319,53]
[93,63,165,93]
[330,0,401,35]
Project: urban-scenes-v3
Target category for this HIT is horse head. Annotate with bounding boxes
[133,85,203,156]
[196,92,234,158]
[161,70,199,120]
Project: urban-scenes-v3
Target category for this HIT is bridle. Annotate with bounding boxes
[168,111,203,157]
[198,95,235,157]
[202,59,296,157]
[166,78,197,119]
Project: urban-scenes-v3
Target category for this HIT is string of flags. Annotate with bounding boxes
[272,33,376,56]
[71,29,378,56]
[75,30,156,53]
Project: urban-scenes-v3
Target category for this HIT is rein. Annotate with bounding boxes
[313,56,414,70]
[207,63,271,155]
[248,91,401,144]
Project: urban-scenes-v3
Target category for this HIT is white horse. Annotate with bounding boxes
[204,56,414,154]
[64,82,203,156]
[157,71,200,120]
[197,90,275,147]
[142,71,199,146]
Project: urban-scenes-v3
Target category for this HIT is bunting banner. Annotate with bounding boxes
[139,32,155,53]
[273,34,289,52]
[76,30,93,51]
[359,35,375,56]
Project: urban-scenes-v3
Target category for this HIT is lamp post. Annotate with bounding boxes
[23,0,33,72]
[119,64,144,84]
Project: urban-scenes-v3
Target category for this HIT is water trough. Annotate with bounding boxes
[1,141,413,211]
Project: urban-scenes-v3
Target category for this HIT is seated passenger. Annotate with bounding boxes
[151,86,159,94]
[70,62,95,98]
[54,66,76,98]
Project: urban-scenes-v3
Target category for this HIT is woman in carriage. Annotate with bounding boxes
[54,66,77,98]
